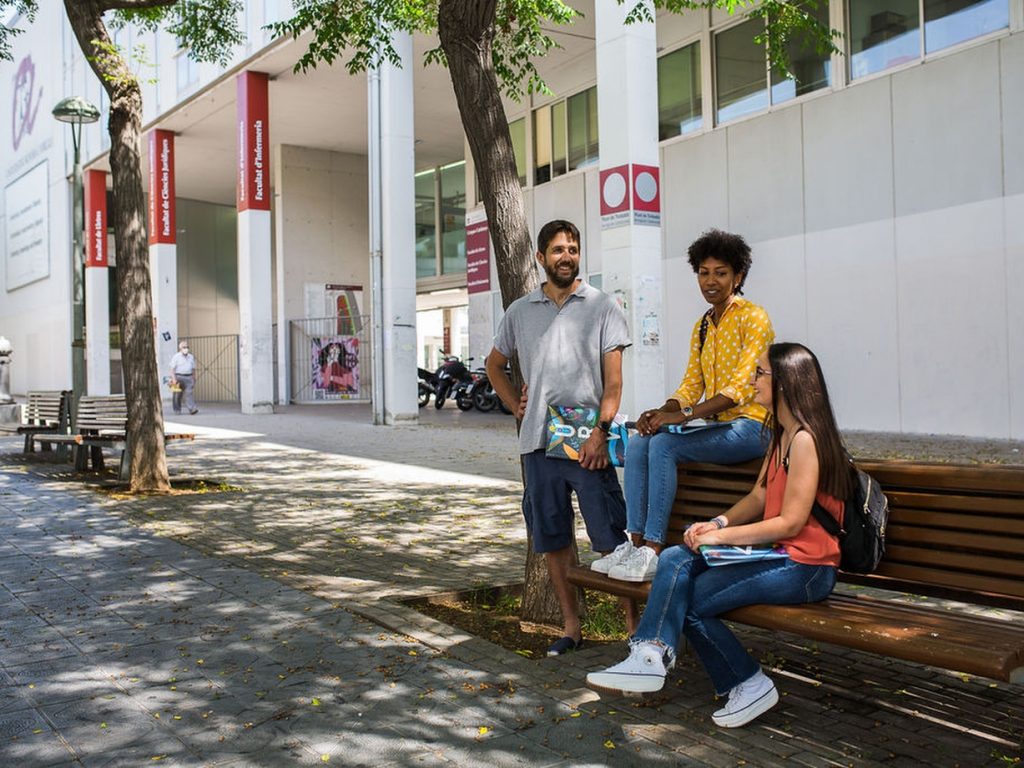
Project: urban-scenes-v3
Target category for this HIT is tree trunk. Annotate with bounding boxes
[438,0,579,627]
[63,0,171,492]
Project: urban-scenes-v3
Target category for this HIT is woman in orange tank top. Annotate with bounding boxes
[587,342,856,728]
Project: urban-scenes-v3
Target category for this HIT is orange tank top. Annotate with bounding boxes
[764,451,844,567]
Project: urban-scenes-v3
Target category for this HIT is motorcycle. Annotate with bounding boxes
[417,367,437,408]
[467,364,514,414]
[433,354,473,410]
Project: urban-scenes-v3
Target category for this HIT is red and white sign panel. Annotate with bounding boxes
[632,164,660,212]
[465,209,491,294]
[84,169,107,268]
[237,71,270,212]
[148,129,176,245]
[632,164,661,227]
[599,165,630,216]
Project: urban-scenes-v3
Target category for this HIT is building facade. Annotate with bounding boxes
[2,0,1022,436]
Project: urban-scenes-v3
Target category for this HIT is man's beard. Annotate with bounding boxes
[545,260,579,289]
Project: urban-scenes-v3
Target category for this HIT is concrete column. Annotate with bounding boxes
[595,0,664,419]
[83,169,110,395]
[236,71,275,414]
[147,129,178,399]
[377,32,418,424]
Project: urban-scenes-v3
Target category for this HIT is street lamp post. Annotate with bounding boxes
[53,96,100,411]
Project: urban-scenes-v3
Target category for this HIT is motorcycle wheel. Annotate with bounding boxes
[455,392,474,411]
[473,389,496,412]
[434,395,446,410]
[418,383,431,408]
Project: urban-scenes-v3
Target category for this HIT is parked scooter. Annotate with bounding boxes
[417,367,437,408]
[468,364,514,414]
[433,354,473,410]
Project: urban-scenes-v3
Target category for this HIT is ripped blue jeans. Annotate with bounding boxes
[633,545,836,694]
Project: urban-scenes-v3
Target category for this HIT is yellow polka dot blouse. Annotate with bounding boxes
[669,297,774,423]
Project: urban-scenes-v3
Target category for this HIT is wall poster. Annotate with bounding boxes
[311,335,360,400]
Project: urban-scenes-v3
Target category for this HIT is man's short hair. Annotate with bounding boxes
[537,219,581,255]
[178,341,189,351]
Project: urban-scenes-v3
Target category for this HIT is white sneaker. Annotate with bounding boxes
[586,642,669,693]
[591,541,635,574]
[608,546,659,582]
[711,670,779,728]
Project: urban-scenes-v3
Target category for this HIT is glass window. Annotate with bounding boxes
[415,170,437,279]
[176,51,198,94]
[771,0,832,104]
[658,42,702,140]
[551,101,567,179]
[715,19,769,124]
[530,100,569,186]
[533,106,552,184]
[509,118,527,187]
[849,0,921,79]
[567,87,599,171]
[440,162,466,276]
[924,0,1008,52]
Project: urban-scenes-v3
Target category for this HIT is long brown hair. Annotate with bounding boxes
[767,343,855,500]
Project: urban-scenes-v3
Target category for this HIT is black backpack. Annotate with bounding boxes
[811,465,889,573]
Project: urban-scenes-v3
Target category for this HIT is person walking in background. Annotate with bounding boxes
[593,230,774,583]
[587,342,854,729]
[486,219,633,656]
[169,340,199,415]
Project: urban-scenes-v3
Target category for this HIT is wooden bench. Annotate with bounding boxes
[0,390,72,453]
[568,459,1024,683]
[33,394,195,481]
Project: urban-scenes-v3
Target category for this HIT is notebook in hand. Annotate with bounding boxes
[699,544,788,566]
[623,418,730,435]
[545,405,628,466]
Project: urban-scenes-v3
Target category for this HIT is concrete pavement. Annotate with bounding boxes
[1,403,1022,766]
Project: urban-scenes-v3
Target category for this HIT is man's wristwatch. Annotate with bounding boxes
[681,406,694,420]
[596,419,612,434]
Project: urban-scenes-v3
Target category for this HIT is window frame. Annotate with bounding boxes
[416,161,469,291]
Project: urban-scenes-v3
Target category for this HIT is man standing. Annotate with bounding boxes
[486,220,631,656]
[169,340,199,415]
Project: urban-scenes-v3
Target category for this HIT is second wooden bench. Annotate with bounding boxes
[34,394,195,481]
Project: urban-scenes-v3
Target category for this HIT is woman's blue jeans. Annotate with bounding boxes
[624,417,768,544]
[634,546,837,694]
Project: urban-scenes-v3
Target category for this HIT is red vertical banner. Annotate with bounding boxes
[148,129,176,245]
[237,71,270,212]
[84,169,107,268]
[465,209,491,294]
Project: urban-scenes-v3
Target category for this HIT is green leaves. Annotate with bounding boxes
[0,1,38,62]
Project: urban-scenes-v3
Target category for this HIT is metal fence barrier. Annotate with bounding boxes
[180,334,240,403]
[289,315,371,403]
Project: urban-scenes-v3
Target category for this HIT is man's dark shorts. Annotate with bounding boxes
[522,449,627,554]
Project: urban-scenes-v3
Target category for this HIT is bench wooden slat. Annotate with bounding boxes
[892,509,1024,534]
[887,490,1024,516]
[885,525,1024,560]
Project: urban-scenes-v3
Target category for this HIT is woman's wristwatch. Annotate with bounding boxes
[682,406,694,420]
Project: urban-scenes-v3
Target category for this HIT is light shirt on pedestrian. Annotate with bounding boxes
[170,351,196,375]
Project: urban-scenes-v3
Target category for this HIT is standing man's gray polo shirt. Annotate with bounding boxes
[493,281,631,455]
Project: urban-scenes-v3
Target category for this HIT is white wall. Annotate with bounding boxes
[657,33,1023,438]
[0,2,73,395]
[274,145,369,323]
